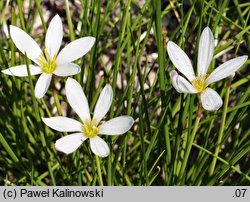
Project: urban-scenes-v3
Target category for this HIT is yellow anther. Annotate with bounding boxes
[192,75,207,92]
[43,49,49,60]
[83,119,99,138]
[36,48,57,74]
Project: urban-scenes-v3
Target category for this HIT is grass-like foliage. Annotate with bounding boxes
[0,0,249,185]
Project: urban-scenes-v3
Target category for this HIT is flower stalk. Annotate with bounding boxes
[178,100,202,184]
[209,76,233,176]
[95,155,104,186]
[53,89,63,116]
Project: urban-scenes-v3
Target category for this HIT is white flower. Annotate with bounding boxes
[42,78,134,157]
[167,27,248,111]
[1,15,95,98]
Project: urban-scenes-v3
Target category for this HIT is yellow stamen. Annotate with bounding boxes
[192,75,207,92]
[37,48,57,74]
[83,119,99,138]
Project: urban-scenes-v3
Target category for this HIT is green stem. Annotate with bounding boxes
[25,55,56,184]
[53,89,63,116]
[0,133,19,163]
[178,100,202,184]
[25,55,40,122]
[108,0,131,186]
[154,0,166,103]
[35,0,47,31]
[193,143,250,182]
[95,155,103,186]
[64,0,75,41]
[17,0,26,30]
[209,78,232,176]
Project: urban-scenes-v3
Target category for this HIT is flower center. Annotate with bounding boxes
[192,75,207,92]
[37,49,57,74]
[82,119,99,138]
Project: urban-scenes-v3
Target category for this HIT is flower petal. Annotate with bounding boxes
[45,14,63,57]
[42,117,82,132]
[206,56,248,86]
[54,63,81,76]
[55,133,86,154]
[170,70,198,94]
[93,84,113,125]
[65,78,91,123]
[198,27,214,76]
[57,37,95,65]
[10,25,42,64]
[201,88,223,111]
[167,41,195,81]
[1,65,42,77]
[170,70,181,93]
[34,73,52,98]
[98,116,134,135]
[90,136,110,157]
